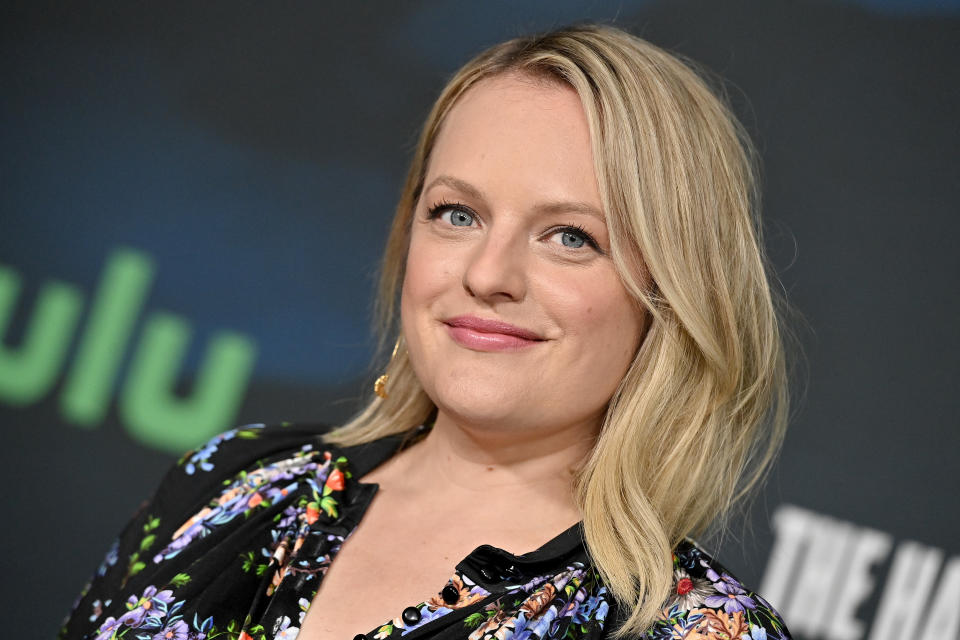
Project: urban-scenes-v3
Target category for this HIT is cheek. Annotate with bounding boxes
[400,230,460,348]
[547,274,644,363]
[402,233,443,308]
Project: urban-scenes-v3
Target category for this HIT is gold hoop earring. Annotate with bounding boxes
[374,337,402,399]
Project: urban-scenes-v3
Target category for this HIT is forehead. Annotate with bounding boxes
[424,73,601,208]
[436,72,588,153]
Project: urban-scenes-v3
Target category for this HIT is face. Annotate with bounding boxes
[401,73,648,438]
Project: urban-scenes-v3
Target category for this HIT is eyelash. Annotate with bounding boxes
[426,199,604,254]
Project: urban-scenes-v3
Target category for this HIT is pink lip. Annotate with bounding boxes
[443,315,545,351]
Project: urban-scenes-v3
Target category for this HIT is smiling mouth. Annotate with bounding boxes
[443,315,545,351]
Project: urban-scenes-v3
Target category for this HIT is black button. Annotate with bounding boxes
[479,566,496,581]
[353,635,366,640]
[401,606,422,625]
[441,583,460,605]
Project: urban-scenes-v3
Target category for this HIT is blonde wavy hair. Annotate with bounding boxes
[325,23,789,635]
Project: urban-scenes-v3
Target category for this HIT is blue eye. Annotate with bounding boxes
[559,230,586,248]
[551,227,592,249]
[439,208,475,227]
[428,201,477,227]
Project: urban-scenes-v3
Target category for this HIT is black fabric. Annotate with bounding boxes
[60,423,790,640]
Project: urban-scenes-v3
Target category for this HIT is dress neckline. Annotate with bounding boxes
[334,426,587,565]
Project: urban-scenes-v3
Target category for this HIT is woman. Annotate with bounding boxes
[61,24,791,640]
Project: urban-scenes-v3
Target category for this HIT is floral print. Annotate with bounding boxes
[178,424,266,475]
[461,565,610,640]
[61,423,790,640]
[644,545,789,639]
[90,585,212,640]
[665,569,712,611]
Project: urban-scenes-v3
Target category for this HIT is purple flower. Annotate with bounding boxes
[94,617,120,640]
[151,619,190,640]
[703,564,721,582]
[703,579,757,613]
[701,566,745,590]
[119,585,175,627]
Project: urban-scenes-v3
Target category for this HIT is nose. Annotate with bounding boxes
[462,227,527,303]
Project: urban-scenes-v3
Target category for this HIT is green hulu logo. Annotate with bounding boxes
[0,247,257,454]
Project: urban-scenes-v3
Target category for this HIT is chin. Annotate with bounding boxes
[429,381,528,430]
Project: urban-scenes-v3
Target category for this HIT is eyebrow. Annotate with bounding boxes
[422,174,607,225]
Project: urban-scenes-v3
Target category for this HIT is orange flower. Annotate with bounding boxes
[519,583,556,617]
[326,469,345,491]
[685,608,748,639]
[305,502,320,524]
[239,632,254,640]
[247,493,263,508]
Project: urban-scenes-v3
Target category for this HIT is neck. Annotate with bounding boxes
[382,410,600,510]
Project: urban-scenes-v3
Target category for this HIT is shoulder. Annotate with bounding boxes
[642,539,792,639]
[176,421,333,475]
[59,422,337,638]
[150,422,335,519]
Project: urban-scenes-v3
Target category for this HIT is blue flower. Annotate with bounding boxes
[96,540,119,577]
[572,595,600,623]
[595,600,609,622]
[745,624,768,640]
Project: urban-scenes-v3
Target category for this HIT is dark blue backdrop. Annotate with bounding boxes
[1,2,958,638]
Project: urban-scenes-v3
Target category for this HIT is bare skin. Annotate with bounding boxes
[299,72,645,639]
[297,415,593,639]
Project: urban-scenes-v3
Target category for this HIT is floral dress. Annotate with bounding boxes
[60,423,791,640]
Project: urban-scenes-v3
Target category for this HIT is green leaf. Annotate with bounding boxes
[237,430,260,439]
[464,612,485,628]
[320,495,338,518]
[139,534,156,552]
[129,561,146,577]
[126,551,140,574]
[169,573,191,587]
